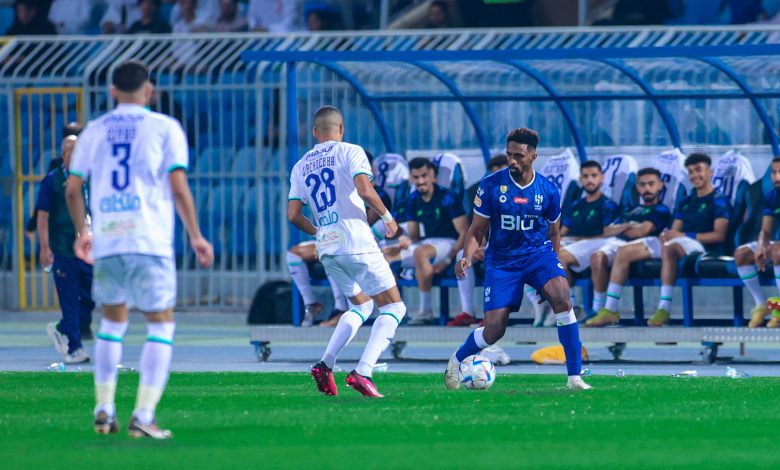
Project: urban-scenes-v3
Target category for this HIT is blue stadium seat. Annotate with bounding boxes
[232,147,257,173]
[196,147,232,175]
[0,7,13,36]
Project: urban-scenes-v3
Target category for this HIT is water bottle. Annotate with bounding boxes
[615,369,626,378]
[672,370,698,378]
[46,362,66,372]
[725,367,750,379]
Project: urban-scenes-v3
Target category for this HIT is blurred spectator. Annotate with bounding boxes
[726,0,763,23]
[127,0,172,34]
[6,0,57,36]
[457,0,534,28]
[48,0,91,34]
[172,0,205,33]
[192,0,247,32]
[666,0,722,25]
[595,0,670,25]
[248,0,296,32]
[306,8,342,31]
[101,0,141,34]
[170,0,219,26]
[425,0,452,28]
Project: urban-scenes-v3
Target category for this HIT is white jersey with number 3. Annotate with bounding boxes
[69,104,189,260]
[289,140,380,257]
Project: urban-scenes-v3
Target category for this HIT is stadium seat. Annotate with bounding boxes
[232,147,258,173]
[197,147,232,175]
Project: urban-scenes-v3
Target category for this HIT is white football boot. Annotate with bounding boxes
[444,352,460,389]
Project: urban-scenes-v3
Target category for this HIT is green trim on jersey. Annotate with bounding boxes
[167,163,188,173]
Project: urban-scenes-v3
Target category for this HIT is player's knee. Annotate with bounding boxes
[551,297,572,313]
[379,301,406,326]
[590,252,607,269]
[734,247,753,266]
[661,243,678,260]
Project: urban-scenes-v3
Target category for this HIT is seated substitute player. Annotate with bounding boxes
[449,127,591,390]
[550,161,619,322]
[286,152,392,327]
[735,157,780,328]
[449,154,508,327]
[596,153,731,327]
[585,168,673,326]
[65,60,214,438]
[383,157,469,325]
[288,105,408,398]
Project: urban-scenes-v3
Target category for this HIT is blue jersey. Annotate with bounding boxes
[473,169,561,266]
[561,195,619,237]
[761,189,780,219]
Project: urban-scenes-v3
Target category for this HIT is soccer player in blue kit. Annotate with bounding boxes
[448,128,591,390]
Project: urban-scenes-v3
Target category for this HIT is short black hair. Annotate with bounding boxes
[409,157,437,174]
[365,150,374,166]
[63,122,82,138]
[684,152,711,168]
[581,160,602,173]
[112,60,150,93]
[637,167,661,179]
[137,0,162,7]
[772,156,780,165]
[430,0,449,11]
[487,154,508,170]
[506,128,539,148]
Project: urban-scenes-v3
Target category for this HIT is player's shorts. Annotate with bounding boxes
[737,241,778,253]
[93,254,176,312]
[595,237,628,267]
[320,251,396,298]
[400,237,456,268]
[562,238,626,272]
[634,235,705,258]
[483,248,566,313]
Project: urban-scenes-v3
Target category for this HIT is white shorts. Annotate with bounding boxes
[595,237,629,267]
[93,254,176,312]
[562,238,621,273]
[636,235,705,259]
[400,237,456,268]
[320,251,397,298]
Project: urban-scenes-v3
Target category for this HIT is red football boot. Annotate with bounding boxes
[447,312,478,327]
[345,370,384,398]
[311,361,338,396]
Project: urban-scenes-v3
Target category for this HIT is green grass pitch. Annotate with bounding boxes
[1,372,779,469]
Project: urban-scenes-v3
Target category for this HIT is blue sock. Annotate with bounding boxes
[554,310,582,376]
[455,327,489,362]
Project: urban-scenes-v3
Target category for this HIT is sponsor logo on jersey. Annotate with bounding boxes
[500,185,507,194]
[514,197,527,204]
[484,286,491,302]
[477,186,485,197]
[501,214,535,231]
[99,193,141,213]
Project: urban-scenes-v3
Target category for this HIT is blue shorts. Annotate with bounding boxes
[483,249,566,313]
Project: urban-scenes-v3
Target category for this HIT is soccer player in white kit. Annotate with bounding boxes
[65,60,214,439]
[288,106,407,398]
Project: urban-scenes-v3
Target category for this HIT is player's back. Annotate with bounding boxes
[69,104,189,259]
[289,140,379,257]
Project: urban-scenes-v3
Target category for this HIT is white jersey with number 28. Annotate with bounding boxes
[69,103,189,260]
[289,140,381,257]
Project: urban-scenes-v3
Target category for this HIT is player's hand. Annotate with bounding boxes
[398,235,411,250]
[473,247,485,262]
[756,246,768,271]
[73,232,94,265]
[455,257,471,279]
[40,246,53,268]
[385,219,399,239]
[191,235,214,268]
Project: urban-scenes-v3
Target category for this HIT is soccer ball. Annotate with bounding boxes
[458,355,496,390]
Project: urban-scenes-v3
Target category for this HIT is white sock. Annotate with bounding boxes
[457,263,475,315]
[327,274,348,311]
[134,322,175,426]
[593,291,607,311]
[356,302,406,377]
[658,285,674,311]
[605,282,623,312]
[321,300,372,369]
[774,266,780,294]
[419,291,432,312]
[569,288,578,309]
[738,265,766,305]
[287,252,316,305]
[94,318,129,417]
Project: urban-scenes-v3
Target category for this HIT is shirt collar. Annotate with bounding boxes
[509,169,536,190]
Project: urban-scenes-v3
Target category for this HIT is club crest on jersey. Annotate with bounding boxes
[534,194,543,210]
[514,197,527,204]
[484,287,491,302]
[474,195,482,207]
[500,185,508,194]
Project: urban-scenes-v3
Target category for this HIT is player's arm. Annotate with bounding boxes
[621,221,656,239]
[455,215,489,279]
[37,210,52,267]
[287,199,317,236]
[692,218,729,245]
[603,222,630,237]
[170,169,214,267]
[548,219,561,253]
[355,173,397,238]
[559,224,570,237]
[659,219,684,242]
[434,215,469,273]
[756,215,775,270]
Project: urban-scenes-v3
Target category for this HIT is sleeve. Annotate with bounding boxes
[762,192,777,217]
[288,167,306,203]
[445,191,466,219]
[472,181,492,219]
[603,200,620,226]
[673,197,685,220]
[543,185,562,223]
[348,146,373,181]
[35,175,54,213]
[163,119,190,173]
[714,196,732,220]
[68,128,91,180]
